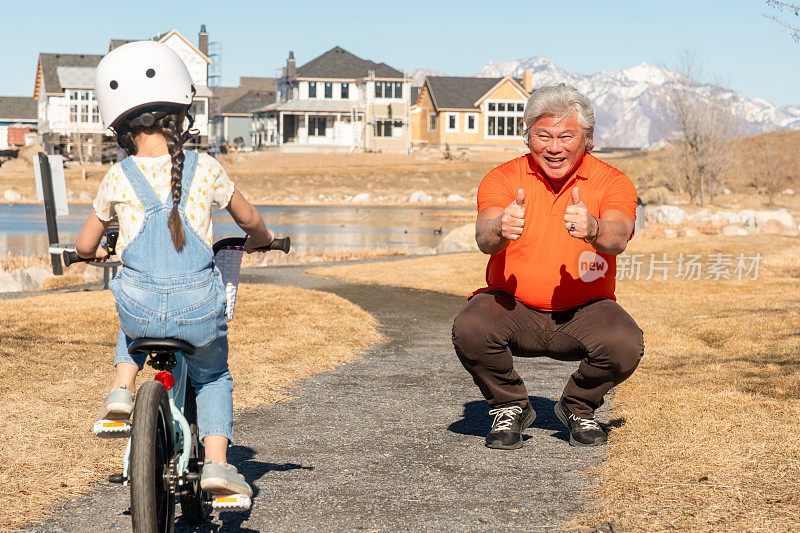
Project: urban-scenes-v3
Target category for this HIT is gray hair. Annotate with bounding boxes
[522,83,595,151]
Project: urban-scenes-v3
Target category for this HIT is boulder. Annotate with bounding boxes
[3,189,22,202]
[679,227,701,237]
[446,193,468,204]
[756,219,799,236]
[13,267,51,290]
[0,270,23,292]
[436,223,479,254]
[663,229,678,238]
[720,224,749,236]
[644,205,687,225]
[782,188,794,196]
[754,209,794,229]
[409,190,433,203]
[350,192,371,204]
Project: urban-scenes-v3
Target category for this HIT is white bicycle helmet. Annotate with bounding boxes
[95,40,195,130]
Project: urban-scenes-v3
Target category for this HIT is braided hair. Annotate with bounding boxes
[114,110,195,252]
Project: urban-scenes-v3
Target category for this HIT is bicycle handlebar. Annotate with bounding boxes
[63,235,290,267]
[212,236,291,255]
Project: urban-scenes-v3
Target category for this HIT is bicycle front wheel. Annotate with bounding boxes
[130,380,175,533]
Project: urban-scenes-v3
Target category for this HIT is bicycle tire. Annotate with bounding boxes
[130,381,176,533]
[179,382,209,524]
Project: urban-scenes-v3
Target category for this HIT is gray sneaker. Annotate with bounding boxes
[97,385,134,420]
[201,461,253,497]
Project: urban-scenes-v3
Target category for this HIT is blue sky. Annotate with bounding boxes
[3,0,799,106]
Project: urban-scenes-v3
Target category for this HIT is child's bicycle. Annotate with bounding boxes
[63,234,290,532]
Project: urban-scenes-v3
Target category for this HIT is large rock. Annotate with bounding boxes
[13,267,52,290]
[409,190,433,203]
[3,189,22,202]
[756,219,799,236]
[754,209,794,229]
[350,192,371,204]
[0,270,23,292]
[436,223,479,254]
[644,205,687,225]
[446,193,468,204]
[720,224,750,236]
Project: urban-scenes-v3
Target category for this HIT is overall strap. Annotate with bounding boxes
[120,156,163,212]
[179,150,199,210]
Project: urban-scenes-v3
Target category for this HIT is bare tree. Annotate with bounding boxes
[765,1,800,41]
[658,51,740,206]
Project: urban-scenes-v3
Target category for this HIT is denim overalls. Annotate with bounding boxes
[109,150,233,442]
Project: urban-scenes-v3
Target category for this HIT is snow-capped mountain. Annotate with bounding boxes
[408,66,447,87]
[476,57,800,148]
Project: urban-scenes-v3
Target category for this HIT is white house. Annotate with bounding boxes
[252,47,411,153]
[34,26,213,161]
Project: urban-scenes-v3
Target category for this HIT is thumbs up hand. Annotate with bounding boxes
[500,188,526,241]
[564,186,597,241]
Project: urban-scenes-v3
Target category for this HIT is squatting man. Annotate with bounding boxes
[452,83,644,449]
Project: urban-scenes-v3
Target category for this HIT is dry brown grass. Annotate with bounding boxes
[308,233,800,531]
[0,284,380,531]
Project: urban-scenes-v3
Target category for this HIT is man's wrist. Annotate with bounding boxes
[583,215,600,244]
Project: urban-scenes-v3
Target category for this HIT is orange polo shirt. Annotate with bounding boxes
[472,153,637,311]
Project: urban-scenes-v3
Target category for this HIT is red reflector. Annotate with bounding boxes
[155,371,175,391]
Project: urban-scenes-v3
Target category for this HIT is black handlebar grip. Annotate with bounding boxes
[62,250,84,267]
[262,236,290,254]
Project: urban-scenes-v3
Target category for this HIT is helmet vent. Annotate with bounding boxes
[110,80,118,90]
[146,68,156,78]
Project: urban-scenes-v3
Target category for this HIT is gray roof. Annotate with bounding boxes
[222,90,275,115]
[109,39,134,50]
[425,76,510,110]
[57,66,96,88]
[0,96,37,120]
[296,46,403,79]
[410,86,420,106]
[38,53,103,94]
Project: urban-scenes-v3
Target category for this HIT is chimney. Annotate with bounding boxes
[522,70,533,93]
[287,51,296,80]
[198,24,209,57]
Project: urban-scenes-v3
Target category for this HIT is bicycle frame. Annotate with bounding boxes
[122,352,192,485]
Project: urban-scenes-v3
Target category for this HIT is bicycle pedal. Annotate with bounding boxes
[211,494,251,511]
[93,419,131,438]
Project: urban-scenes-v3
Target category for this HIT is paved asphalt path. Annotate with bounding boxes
[25,262,613,532]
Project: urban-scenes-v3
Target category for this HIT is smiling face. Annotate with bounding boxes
[528,113,587,182]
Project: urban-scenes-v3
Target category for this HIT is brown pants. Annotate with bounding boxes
[452,291,644,418]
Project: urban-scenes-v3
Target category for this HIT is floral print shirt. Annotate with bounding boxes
[93,153,235,255]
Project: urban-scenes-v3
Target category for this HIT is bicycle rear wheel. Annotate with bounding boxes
[130,380,175,533]
[179,382,209,524]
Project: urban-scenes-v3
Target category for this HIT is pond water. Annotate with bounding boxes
[0,203,474,257]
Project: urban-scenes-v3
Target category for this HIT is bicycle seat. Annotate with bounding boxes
[128,338,196,356]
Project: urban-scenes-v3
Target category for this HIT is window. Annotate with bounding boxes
[375,81,401,99]
[324,82,332,99]
[341,82,349,99]
[66,89,97,124]
[485,100,524,137]
[375,120,395,137]
[465,113,477,132]
[428,113,437,131]
[308,82,317,98]
[189,99,206,117]
[308,116,326,136]
[445,112,458,132]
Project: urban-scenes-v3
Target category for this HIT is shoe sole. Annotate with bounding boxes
[553,401,605,447]
[200,476,252,498]
[485,408,537,450]
[98,402,133,420]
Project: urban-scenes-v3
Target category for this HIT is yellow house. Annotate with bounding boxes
[410,72,533,147]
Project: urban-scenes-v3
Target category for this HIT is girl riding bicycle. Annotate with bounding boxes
[75,40,273,499]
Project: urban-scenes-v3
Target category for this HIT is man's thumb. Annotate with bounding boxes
[571,186,582,205]
[515,188,525,207]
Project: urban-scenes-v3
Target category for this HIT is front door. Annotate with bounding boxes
[282,115,297,144]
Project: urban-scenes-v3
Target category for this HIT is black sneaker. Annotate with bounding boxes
[554,398,607,447]
[485,403,536,450]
